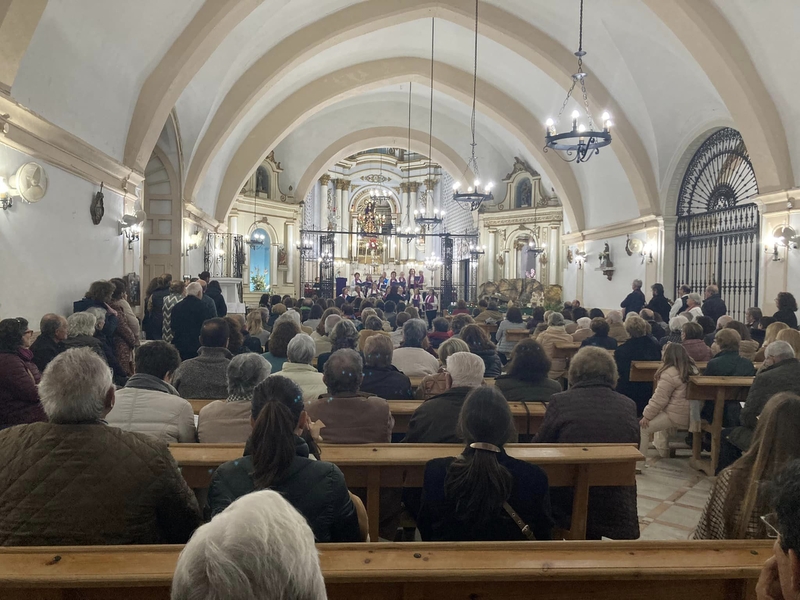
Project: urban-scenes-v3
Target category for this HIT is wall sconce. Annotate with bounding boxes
[184,228,204,255]
[765,225,798,262]
[0,176,14,210]
[573,249,586,269]
[642,240,655,264]
[119,210,145,250]
[122,224,141,249]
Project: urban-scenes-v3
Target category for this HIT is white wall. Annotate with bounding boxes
[0,145,125,323]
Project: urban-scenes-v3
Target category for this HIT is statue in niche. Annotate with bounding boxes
[256,166,269,195]
[277,244,288,268]
[516,178,532,209]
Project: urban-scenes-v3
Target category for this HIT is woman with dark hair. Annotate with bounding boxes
[316,319,359,373]
[261,320,300,373]
[142,275,171,340]
[110,277,140,338]
[417,387,553,541]
[694,315,716,338]
[495,339,562,403]
[0,317,46,428]
[452,299,470,316]
[205,280,228,317]
[258,293,270,308]
[580,317,618,350]
[304,304,324,332]
[74,280,119,341]
[646,283,672,323]
[723,320,759,361]
[773,292,798,329]
[459,324,502,378]
[224,315,248,354]
[496,306,527,360]
[527,306,545,332]
[206,376,363,542]
[588,308,605,320]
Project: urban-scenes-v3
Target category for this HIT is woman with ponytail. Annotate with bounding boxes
[206,376,364,542]
[416,387,553,541]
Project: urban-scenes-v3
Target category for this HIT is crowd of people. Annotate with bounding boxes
[2,275,800,598]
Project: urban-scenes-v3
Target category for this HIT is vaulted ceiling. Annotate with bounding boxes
[5,0,797,232]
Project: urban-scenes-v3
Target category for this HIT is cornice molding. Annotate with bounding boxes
[0,96,144,201]
[184,203,222,232]
[753,188,800,215]
[562,214,661,245]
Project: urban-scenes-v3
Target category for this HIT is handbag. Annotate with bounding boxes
[503,502,537,540]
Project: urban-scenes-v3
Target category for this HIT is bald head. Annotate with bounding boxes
[40,313,68,341]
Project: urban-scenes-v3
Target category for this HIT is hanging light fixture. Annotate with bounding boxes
[544,0,612,163]
[398,83,417,244]
[245,192,265,247]
[452,0,494,211]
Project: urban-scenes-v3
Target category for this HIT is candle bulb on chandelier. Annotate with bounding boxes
[571,110,580,131]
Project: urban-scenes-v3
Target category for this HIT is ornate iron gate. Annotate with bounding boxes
[674,128,759,321]
[298,230,335,298]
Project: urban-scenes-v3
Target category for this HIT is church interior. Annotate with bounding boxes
[1,0,800,597]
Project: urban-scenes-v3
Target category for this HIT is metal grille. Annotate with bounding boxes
[204,233,245,278]
[441,235,454,308]
[298,231,335,298]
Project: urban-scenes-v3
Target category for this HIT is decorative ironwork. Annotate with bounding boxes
[298,232,335,298]
[204,233,244,279]
[677,128,759,216]
[441,235,454,308]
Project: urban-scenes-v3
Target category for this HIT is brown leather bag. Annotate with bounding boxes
[414,371,452,400]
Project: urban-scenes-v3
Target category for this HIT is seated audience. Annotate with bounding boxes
[695,315,716,340]
[536,312,574,380]
[173,318,233,399]
[639,344,697,461]
[746,307,764,345]
[535,347,640,540]
[171,282,208,360]
[702,328,757,430]
[415,337,471,400]
[723,320,760,361]
[615,315,663,415]
[0,318,45,428]
[357,314,391,352]
[755,321,790,362]
[606,310,629,345]
[681,321,713,362]
[405,353,490,443]
[449,312,474,337]
[261,319,300,373]
[178,493,329,600]
[306,349,394,443]
[316,318,358,373]
[29,313,66,373]
[198,353,271,443]
[571,317,593,343]
[695,393,800,540]
[312,309,341,356]
[496,307,527,358]
[495,339,563,403]
[85,306,128,386]
[383,300,398,330]
[303,303,324,332]
[474,301,503,323]
[272,334,327,401]
[706,315,734,347]
[580,317,618,350]
[451,299,470,315]
[773,291,798,329]
[718,341,800,471]
[106,341,195,443]
[660,315,688,347]
[460,323,503,378]
[61,312,104,357]
[428,317,453,350]
[776,328,800,358]
[390,311,411,348]
[205,378,362,543]
[246,308,270,349]
[417,387,553,541]
[267,302,286,328]
[393,319,440,376]
[222,314,248,355]
[360,335,413,400]
[0,348,201,545]
[640,308,666,341]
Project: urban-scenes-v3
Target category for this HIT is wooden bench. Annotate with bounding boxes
[407,377,495,392]
[169,443,641,542]
[505,328,531,343]
[388,399,543,437]
[0,540,772,600]
[188,399,215,414]
[630,361,761,385]
[687,375,755,476]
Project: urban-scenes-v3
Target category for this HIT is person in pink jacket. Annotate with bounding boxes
[639,343,698,462]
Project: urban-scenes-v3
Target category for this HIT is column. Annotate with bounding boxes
[228,216,238,235]
[399,182,410,262]
[548,225,560,286]
[660,215,677,296]
[339,179,351,262]
[486,228,496,283]
[424,178,437,217]
[409,182,422,260]
[319,174,331,231]
[334,179,346,258]
[350,183,358,261]
[286,221,295,286]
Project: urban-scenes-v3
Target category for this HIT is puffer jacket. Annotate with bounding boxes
[105,374,196,443]
[471,347,503,378]
[642,366,690,427]
[271,362,327,402]
[0,422,201,545]
[681,338,712,362]
[537,326,574,379]
[0,349,46,428]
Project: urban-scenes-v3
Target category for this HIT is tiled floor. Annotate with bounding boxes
[636,446,713,540]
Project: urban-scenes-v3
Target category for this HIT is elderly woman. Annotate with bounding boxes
[0,317,46,428]
[496,306,527,359]
[358,314,391,352]
[661,315,688,347]
[84,307,129,386]
[73,280,119,342]
[537,312,574,380]
[722,321,759,362]
[580,318,618,350]
[312,308,342,356]
[261,320,300,373]
[535,347,640,540]
[450,313,474,337]
[61,312,105,358]
[271,334,326,401]
[460,324,503,378]
[571,317,593,343]
[391,312,411,348]
[681,321,713,362]
[316,319,359,374]
[360,334,413,400]
[197,353,272,443]
[393,319,441,377]
[415,337,471,400]
[495,339,563,403]
[606,310,629,345]
[700,329,757,429]
[614,315,662,415]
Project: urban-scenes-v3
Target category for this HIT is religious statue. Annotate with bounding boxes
[256,166,269,195]
[598,243,611,270]
[277,244,287,267]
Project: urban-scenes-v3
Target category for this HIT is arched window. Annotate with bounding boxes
[256,166,269,196]
[515,178,532,208]
[249,228,271,292]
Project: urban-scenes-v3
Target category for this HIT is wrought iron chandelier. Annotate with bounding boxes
[414,207,445,228]
[544,0,612,163]
[468,242,486,259]
[453,0,494,210]
[245,192,264,247]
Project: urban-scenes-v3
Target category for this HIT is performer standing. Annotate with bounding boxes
[411,288,422,309]
[398,271,406,289]
[424,288,439,329]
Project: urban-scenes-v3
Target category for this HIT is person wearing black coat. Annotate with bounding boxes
[614,316,662,416]
[459,324,502,378]
[645,283,672,323]
[170,286,208,360]
[360,336,413,399]
[142,279,171,340]
[205,280,228,317]
[701,286,727,323]
[29,314,67,373]
[773,292,798,329]
[579,318,618,350]
[620,279,646,316]
[74,280,119,343]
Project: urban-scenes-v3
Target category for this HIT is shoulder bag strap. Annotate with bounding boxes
[503,502,537,540]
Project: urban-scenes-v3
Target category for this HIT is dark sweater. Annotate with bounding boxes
[404,387,473,444]
[360,365,413,400]
[494,375,562,403]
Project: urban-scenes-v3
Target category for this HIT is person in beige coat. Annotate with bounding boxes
[537,312,574,380]
[197,353,271,443]
[312,312,341,357]
[270,334,327,402]
[571,317,593,343]
[606,310,630,345]
[639,343,697,461]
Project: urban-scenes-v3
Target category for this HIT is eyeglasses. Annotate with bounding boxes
[761,513,781,539]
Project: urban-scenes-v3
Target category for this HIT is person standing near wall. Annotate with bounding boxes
[620,279,646,317]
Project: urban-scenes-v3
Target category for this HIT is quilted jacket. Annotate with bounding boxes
[0,422,202,545]
[0,349,46,428]
[537,326,574,379]
[642,366,690,427]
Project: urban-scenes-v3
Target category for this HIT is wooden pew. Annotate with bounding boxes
[407,377,495,391]
[169,442,641,542]
[505,328,531,343]
[553,341,583,368]
[188,399,215,414]
[629,361,761,385]
[0,540,772,600]
[687,375,755,476]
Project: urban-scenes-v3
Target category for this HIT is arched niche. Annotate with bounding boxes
[504,227,547,282]
[247,227,272,292]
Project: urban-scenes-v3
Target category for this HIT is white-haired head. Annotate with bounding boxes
[67,312,97,337]
[39,348,113,423]
[688,292,702,306]
[669,315,689,332]
[402,318,428,348]
[324,314,342,335]
[171,490,325,600]
[84,306,106,329]
[766,340,796,362]
[186,282,203,298]
[632,279,642,289]
[606,310,623,325]
[287,334,315,365]
[446,352,486,388]
[576,317,591,330]
[276,310,302,327]
[716,315,733,330]
[227,353,271,398]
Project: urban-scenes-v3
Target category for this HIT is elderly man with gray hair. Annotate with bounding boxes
[392,318,440,377]
[172,490,326,600]
[717,340,800,472]
[271,333,327,401]
[621,278,646,316]
[0,348,202,545]
[306,348,394,444]
[171,281,209,360]
[197,353,271,443]
[606,309,629,345]
[405,352,498,444]
[29,313,67,373]
[313,312,341,356]
[685,292,704,320]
